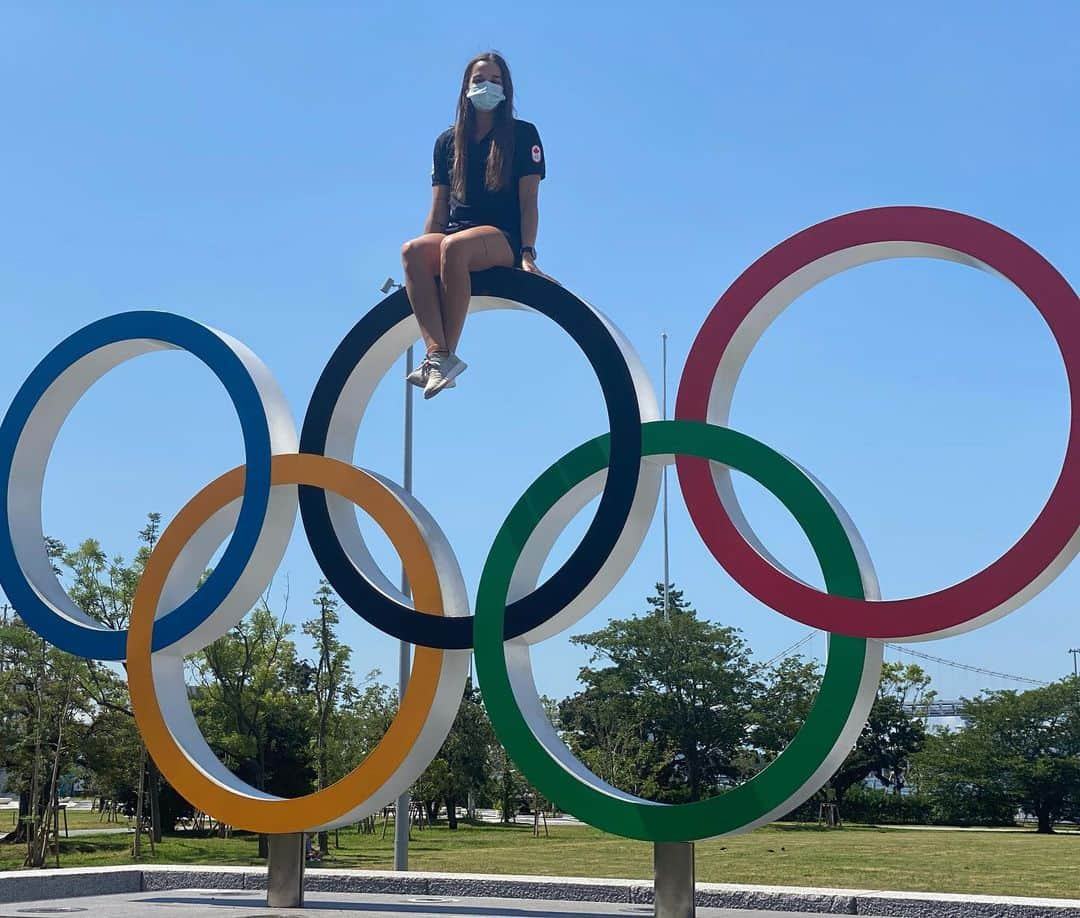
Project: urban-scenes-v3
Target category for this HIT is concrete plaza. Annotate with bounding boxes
[0,888,820,917]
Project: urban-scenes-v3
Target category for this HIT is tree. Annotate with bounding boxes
[0,517,165,863]
[188,590,314,856]
[324,676,395,791]
[60,514,168,849]
[76,668,143,811]
[488,744,527,824]
[557,673,670,799]
[825,661,929,808]
[0,615,89,865]
[913,679,1080,832]
[748,656,930,817]
[302,581,352,852]
[750,655,822,763]
[415,678,494,828]
[909,722,1015,827]
[416,757,452,825]
[559,584,756,803]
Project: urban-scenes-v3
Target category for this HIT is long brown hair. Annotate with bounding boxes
[452,51,515,200]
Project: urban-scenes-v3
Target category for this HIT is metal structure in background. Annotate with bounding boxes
[1070,648,1080,679]
[901,699,966,718]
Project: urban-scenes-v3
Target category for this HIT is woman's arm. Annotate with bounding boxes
[425,186,450,234]
[518,174,540,270]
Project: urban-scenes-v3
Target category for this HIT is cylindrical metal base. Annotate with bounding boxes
[267,833,305,908]
[654,841,695,918]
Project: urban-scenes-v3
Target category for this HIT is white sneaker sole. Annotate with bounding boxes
[407,373,454,389]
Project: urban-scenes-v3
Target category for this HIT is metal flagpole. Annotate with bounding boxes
[662,332,670,618]
[655,331,695,918]
[386,273,414,872]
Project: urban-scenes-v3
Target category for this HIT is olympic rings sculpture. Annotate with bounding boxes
[0,206,1076,841]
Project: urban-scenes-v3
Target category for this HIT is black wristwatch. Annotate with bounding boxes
[520,245,537,259]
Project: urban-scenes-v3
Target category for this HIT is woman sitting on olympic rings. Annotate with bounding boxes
[400,51,547,399]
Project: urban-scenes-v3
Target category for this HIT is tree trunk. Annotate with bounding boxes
[28,723,66,868]
[256,750,269,859]
[132,746,146,857]
[27,682,43,864]
[445,796,458,830]
[501,773,513,824]
[317,741,329,853]
[314,599,334,858]
[148,758,163,842]
[37,740,65,867]
[4,791,31,844]
[28,667,72,869]
[1036,807,1055,834]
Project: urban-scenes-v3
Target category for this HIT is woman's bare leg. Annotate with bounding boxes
[438,226,515,353]
[400,234,447,352]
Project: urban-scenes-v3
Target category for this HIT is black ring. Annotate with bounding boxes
[299,267,644,649]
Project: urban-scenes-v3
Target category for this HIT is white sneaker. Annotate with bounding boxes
[406,362,428,388]
[406,356,455,389]
[424,352,467,399]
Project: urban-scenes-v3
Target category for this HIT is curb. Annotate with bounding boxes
[1,865,1078,916]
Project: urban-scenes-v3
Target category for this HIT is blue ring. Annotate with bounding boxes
[0,311,273,660]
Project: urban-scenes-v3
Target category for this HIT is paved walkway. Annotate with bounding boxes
[65,826,133,837]
[887,823,1080,834]
[0,888,833,916]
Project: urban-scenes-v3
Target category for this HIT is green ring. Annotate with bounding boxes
[474,419,880,841]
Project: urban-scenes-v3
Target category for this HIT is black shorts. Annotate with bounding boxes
[445,223,522,268]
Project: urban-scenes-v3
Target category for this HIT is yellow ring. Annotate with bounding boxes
[127,453,446,834]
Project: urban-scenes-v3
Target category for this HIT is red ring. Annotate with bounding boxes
[675,206,1080,640]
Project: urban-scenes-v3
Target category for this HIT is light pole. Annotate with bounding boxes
[661,332,670,618]
[655,332,695,918]
[1070,648,1080,679]
[381,276,412,872]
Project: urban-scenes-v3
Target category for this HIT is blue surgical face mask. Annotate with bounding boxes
[467,80,505,111]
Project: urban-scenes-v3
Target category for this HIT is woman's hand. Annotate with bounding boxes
[520,255,562,286]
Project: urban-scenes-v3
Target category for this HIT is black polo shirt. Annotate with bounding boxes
[431,119,545,245]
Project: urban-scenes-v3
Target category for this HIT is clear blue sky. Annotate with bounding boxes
[1,2,1078,703]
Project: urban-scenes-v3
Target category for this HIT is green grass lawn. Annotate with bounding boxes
[1,821,1076,899]
[0,808,134,833]
[61,809,135,831]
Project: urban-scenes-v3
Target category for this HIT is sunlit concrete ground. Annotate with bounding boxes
[0,888,831,917]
